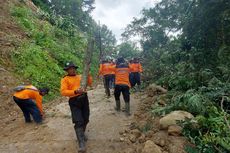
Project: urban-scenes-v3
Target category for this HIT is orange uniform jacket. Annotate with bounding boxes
[110,63,116,75]
[129,63,143,73]
[13,85,44,115]
[111,65,131,87]
[99,63,114,76]
[61,75,93,98]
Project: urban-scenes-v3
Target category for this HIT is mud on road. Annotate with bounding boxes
[0,85,140,153]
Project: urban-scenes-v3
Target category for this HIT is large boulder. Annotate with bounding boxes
[142,140,162,153]
[146,84,167,97]
[159,111,194,129]
[168,125,182,136]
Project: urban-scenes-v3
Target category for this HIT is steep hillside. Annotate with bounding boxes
[0,0,101,97]
[0,0,27,66]
[0,0,97,127]
[0,0,29,127]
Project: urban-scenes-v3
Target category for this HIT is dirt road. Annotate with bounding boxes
[0,85,139,153]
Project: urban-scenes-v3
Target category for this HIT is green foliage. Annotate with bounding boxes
[151,79,230,152]
[12,43,63,100]
[11,6,30,18]
[123,0,230,91]
[200,78,230,97]
[170,90,211,115]
[152,89,212,116]
[151,104,172,116]
[32,0,116,62]
[31,0,50,12]
[116,41,140,59]
[123,1,230,152]
[182,106,230,153]
[94,24,117,59]
[47,0,95,32]
[141,122,152,133]
[184,145,200,153]
[123,0,230,99]
[10,5,99,100]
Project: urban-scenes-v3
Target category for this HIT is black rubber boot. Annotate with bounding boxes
[76,128,86,153]
[107,89,111,98]
[115,100,121,111]
[125,102,131,116]
[105,86,110,98]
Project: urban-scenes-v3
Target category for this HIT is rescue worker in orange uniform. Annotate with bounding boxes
[112,57,132,116]
[60,61,92,153]
[99,59,114,97]
[129,58,143,91]
[13,85,49,123]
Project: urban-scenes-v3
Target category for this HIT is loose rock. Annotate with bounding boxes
[129,134,137,143]
[142,140,162,153]
[159,111,194,129]
[168,125,182,136]
[131,129,141,138]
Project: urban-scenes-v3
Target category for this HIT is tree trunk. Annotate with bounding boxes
[81,37,94,90]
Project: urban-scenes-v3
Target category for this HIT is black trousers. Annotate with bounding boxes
[114,85,130,103]
[103,74,113,96]
[13,96,42,123]
[110,74,115,89]
[130,72,141,87]
[69,93,90,129]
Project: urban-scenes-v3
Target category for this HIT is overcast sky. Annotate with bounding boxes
[92,0,161,44]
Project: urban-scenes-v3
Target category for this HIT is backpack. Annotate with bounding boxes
[13,85,26,92]
[13,85,38,92]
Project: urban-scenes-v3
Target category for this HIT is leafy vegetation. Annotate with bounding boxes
[123,0,230,152]
[182,106,230,153]
[11,5,85,99]
[9,0,230,151]
[10,0,118,100]
[31,0,95,32]
[31,0,117,58]
[116,41,140,60]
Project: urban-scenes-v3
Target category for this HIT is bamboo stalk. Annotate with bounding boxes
[81,37,94,90]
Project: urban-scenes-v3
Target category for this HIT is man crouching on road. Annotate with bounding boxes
[60,61,92,153]
[13,85,49,123]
